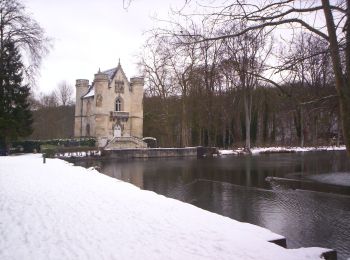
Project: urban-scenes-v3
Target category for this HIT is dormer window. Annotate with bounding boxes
[115,80,124,94]
[115,98,122,111]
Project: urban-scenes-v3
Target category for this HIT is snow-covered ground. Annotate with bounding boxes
[219,145,346,155]
[58,150,101,158]
[307,172,350,186]
[0,154,331,260]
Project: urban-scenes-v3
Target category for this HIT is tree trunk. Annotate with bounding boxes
[337,115,341,147]
[244,90,251,150]
[262,98,269,146]
[180,97,189,147]
[222,126,226,148]
[314,115,318,147]
[300,105,304,148]
[322,0,350,156]
[339,91,350,152]
[271,113,276,145]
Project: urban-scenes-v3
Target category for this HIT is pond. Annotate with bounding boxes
[74,151,350,260]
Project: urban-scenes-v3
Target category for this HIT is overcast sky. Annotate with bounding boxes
[25,0,184,94]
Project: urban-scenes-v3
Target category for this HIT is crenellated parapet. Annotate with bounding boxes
[94,72,109,83]
[76,79,89,88]
[130,77,144,86]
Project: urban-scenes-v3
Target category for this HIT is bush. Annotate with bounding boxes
[41,144,58,158]
[12,140,41,153]
[11,138,96,153]
[0,139,7,155]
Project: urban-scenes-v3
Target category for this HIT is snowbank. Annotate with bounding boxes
[0,154,330,260]
[219,145,346,155]
[307,172,350,186]
[252,146,346,154]
[58,150,101,158]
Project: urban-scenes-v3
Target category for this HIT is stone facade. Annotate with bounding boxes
[74,62,144,146]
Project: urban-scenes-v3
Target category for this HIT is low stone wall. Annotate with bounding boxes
[101,147,215,159]
[104,137,147,149]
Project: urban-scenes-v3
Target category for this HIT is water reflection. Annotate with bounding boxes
[74,151,350,259]
[103,161,145,189]
[188,180,350,260]
[79,152,350,191]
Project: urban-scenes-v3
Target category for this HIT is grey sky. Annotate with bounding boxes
[25,0,183,94]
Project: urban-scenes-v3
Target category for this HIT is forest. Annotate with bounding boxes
[144,84,339,148]
[140,28,340,148]
[139,0,350,154]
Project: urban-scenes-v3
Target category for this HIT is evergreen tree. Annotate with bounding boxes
[0,40,33,148]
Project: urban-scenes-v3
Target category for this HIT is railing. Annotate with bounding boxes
[109,111,129,120]
[42,146,101,159]
[104,136,147,150]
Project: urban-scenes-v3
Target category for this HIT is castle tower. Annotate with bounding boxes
[74,62,146,148]
[130,77,144,138]
[74,79,89,137]
[93,70,109,138]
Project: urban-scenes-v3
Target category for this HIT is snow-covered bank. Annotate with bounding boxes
[0,154,330,260]
[307,172,350,186]
[219,145,346,155]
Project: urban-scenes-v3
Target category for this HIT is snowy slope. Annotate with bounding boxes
[219,145,346,155]
[0,154,330,260]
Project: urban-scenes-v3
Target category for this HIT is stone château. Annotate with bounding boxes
[74,62,145,147]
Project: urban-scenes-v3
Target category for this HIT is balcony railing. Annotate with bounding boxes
[110,111,129,121]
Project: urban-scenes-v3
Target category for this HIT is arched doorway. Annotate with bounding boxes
[114,124,122,137]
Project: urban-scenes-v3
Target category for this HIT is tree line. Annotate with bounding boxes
[143,69,339,148]
[140,0,347,152]
[26,81,75,140]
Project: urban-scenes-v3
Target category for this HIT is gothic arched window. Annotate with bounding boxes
[115,98,122,111]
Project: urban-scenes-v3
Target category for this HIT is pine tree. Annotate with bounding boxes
[0,40,33,149]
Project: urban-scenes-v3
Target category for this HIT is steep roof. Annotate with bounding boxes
[81,62,128,99]
[82,84,94,99]
[102,67,118,82]
[103,62,129,86]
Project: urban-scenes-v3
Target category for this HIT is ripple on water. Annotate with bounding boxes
[175,180,350,260]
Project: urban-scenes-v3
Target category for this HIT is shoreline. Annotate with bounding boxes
[219,145,346,155]
[0,154,335,260]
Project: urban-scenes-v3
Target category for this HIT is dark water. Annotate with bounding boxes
[74,151,350,260]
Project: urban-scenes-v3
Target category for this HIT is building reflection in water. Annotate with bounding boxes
[103,160,145,189]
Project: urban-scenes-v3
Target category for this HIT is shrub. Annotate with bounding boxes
[41,144,58,158]
[11,138,96,153]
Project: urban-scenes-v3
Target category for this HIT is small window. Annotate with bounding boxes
[115,98,122,111]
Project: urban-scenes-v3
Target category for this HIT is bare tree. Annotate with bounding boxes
[122,0,132,9]
[55,81,74,106]
[38,91,58,108]
[222,27,271,150]
[176,0,350,154]
[276,32,336,147]
[141,35,176,146]
[0,0,50,85]
[167,48,195,146]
